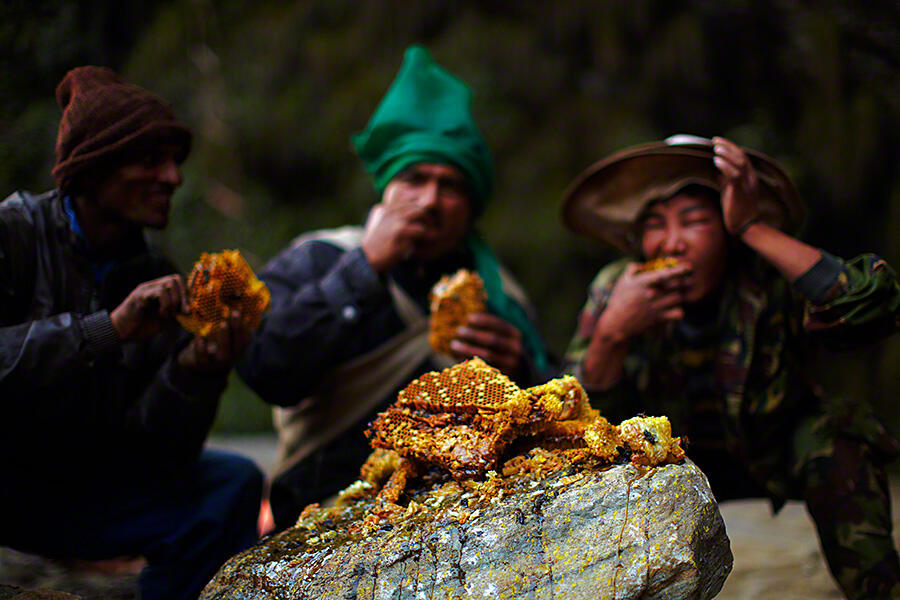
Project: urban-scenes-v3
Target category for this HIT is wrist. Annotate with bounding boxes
[81,311,123,356]
[733,215,764,239]
[361,244,391,273]
[593,312,630,348]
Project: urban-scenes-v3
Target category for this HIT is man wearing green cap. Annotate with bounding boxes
[238,45,551,530]
[562,135,900,598]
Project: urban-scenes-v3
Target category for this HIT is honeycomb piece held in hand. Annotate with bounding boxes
[428,269,487,354]
[176,249,270,337]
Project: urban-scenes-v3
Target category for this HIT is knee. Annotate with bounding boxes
[197,450,265,510]
[227,453,265,492]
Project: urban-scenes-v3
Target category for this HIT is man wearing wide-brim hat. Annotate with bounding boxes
[562,135,900,598]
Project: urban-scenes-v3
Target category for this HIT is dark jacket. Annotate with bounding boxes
[239,234,546,406]
[0,190,227,494]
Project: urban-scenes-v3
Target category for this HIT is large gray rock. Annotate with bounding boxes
[202,459,732,599]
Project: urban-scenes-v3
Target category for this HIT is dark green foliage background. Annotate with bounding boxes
[3,1,898,434]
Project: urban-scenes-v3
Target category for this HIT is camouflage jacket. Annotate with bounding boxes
[565,253,900,506]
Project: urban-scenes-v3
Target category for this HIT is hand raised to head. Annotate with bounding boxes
[712,136,762,236]
[360,200,428,273]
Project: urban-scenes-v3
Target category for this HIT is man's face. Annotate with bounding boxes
[640,192,728,303]
[91,142,185,230]
[382,163,473,260]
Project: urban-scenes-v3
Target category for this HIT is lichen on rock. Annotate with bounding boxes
[202,453,731,599]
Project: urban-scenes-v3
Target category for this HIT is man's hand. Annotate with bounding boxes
[450,312,523,377]
[713,136,762,236]
[581,262,689,389]
[360,200,429,273]
[594,262,691,342]
[110,274,189,342]
[177,310,254,374]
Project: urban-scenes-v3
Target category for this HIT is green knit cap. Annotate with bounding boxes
[353,45,548,373]
[352,45,494,213]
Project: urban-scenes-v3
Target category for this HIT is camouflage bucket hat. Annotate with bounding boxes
[560,135,805,253]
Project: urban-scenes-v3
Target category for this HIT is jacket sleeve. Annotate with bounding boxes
[0,311,124,395]
[563,259,630,377]
[0,202,123,408]
[237,240,393,406]
[1,202,224,466]
[560,258,639,417]
[798,252,900,349]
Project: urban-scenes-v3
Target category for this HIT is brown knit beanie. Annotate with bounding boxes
[52,66,192,190]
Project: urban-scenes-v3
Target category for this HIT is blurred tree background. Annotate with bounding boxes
[3,0,898,435]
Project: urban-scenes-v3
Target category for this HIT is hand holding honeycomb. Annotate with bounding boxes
[428,269,487,354]
[176,249,270,338]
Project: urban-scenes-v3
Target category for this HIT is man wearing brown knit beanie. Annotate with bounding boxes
[0,66,263,600]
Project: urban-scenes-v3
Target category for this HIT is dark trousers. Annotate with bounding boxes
[2,449,264,600]
[693,440,900,599]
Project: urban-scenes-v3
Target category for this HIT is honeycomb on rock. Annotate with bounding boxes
[428,269,487,354]
[364,358,685,506]
[619,415,685,466]
[176,249,271,337]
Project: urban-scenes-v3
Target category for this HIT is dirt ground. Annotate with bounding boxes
[2,435,898,599]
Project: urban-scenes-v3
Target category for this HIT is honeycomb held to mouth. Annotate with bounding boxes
[636,256,680,273]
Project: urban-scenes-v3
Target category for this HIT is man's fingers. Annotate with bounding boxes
[460,314,522,355]
[140,294,161,318]
[622,262,643,277]
[227,310,253,358]
[713,138,757,188]
[712,137,745,164]
[382,198,428,223]
[651,291,684,311]
[455,326,519,355]
[714,155,741,180]
[638,264,692,286]
[661,306,685,321]
[466,312,520,336]
[172,275,189,313]
[195,311,250,370]
[448,340,515,373]
[160,279,180,318]
[743,162,758,190]
[450,313,522,375]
